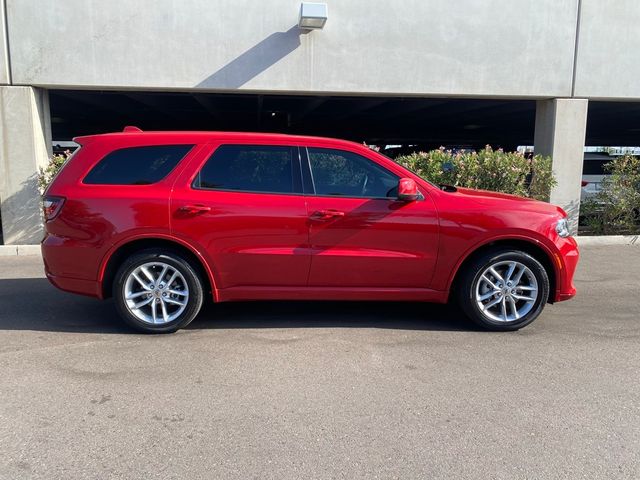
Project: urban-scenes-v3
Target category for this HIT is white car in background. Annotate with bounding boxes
[581,152,613,201]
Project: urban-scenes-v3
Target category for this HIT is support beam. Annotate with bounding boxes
[534,98,588,234]
[0,0,10,85]
[0,86,52,244]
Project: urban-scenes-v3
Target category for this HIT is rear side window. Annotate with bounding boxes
[83,145,193,185]
[194,145,298,194]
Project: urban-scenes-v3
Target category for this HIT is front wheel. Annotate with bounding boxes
[456,249,550,331]
[113,249,204,333]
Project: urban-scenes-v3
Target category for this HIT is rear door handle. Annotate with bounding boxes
[178,204,211,215]
[310,209,345,221]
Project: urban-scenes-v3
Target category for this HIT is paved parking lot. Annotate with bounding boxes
[0,245,639,479]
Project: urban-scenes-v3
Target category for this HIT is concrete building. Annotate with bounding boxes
[1,0,639,244]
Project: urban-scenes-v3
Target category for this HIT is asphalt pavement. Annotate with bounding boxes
[0,245,639,479]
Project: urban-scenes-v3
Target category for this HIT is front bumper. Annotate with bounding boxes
[552,236,579,303]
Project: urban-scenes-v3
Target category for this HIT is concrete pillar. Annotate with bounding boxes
[534,98,588,234]
[0,86,52,245]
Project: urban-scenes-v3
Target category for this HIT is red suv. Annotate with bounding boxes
[42,129,579,333]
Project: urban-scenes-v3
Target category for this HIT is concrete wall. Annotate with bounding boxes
[573,0,640,99]
[0,87,51,244]
[6,0,581,97]
[4,0,640,99]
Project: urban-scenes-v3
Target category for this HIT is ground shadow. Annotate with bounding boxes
[197,26,309,89]
[0,278,476,334]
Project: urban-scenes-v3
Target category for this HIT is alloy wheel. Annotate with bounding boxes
[475,260,539,323]
[123,261,189,324]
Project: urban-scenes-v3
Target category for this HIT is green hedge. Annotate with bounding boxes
[581,155,640,235]
[394,146,556,201]
[38,152,70,195]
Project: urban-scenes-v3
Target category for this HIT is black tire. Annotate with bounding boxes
[113,249,204,333]
[455,249,550,331]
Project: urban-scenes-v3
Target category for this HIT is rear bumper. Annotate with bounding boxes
[41,235,102,298]
[45,271,101,298]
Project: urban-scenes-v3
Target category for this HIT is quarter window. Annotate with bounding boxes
[307,147,399,198]
[84,145,193,185]
[194,145,298,194]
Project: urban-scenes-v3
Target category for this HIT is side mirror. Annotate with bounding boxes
[397,178,419,202]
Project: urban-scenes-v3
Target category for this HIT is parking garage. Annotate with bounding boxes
[2,1,640,245]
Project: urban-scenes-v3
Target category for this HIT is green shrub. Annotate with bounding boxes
[394,146,556,201]
[38,151,72,195]
[581,155,640,235]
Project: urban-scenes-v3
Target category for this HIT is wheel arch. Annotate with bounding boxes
[99,236,217,301]
[448,238,557,304]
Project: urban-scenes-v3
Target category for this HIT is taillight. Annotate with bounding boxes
[581,180,589,187]
[42,196,65,221]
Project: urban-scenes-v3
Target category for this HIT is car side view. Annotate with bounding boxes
[42,129,579,333]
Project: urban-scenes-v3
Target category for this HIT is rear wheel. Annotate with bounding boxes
[113,249,204,333]
[456,249,550,331]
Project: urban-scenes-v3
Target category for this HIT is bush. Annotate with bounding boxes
[394,146,555,201]
[581,155,640,235]
[38,151,72,195]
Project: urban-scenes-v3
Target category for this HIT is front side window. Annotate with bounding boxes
[84,145,193,185]
[194,145,297,194]
[307,147,399,198]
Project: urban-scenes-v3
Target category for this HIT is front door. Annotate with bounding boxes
[171,143,310,289]
[303,146,439,288]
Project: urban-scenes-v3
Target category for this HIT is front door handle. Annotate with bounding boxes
[178,204,211,215]
[310,209,345,221]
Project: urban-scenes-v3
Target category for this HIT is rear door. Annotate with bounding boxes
[302,146,439,288]
[171,142,310,289]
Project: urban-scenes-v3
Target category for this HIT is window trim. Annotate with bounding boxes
[81,144,195,186]
[301,146,402,201]
[191,144,304,196]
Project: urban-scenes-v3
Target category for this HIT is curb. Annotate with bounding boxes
[0,245,42,256]
[1,235,638,257]
[575,235,639,246]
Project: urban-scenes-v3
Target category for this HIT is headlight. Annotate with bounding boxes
[555,218,570,238]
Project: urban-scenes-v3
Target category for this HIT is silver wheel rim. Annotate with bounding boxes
[124,261,189,325]
[475,260,538,323]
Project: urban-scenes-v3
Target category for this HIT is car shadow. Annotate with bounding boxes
[191,301,474,332]
[0,278,477,334]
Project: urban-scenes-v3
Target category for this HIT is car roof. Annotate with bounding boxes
[73,130,366,150]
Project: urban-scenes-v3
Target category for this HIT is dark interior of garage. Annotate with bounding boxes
[49,90,640,150]
[49,90,535,150]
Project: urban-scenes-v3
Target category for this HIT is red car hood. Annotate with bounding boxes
[451,187,566,216]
